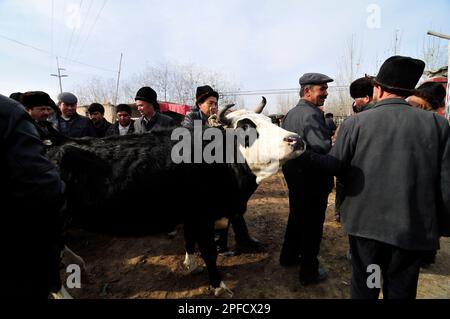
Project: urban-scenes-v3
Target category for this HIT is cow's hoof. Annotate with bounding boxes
[183,253,204,275]
[209,281,233,298]
[50,286,73,299]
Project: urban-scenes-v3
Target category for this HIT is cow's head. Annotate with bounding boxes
[214,97,305,183]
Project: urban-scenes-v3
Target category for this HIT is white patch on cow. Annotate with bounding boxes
[183,253,204,275]
[209,281,233,298]
[225,110,304,184]
[50,286,73,299]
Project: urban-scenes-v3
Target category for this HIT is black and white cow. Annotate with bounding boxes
[47,98,304,297]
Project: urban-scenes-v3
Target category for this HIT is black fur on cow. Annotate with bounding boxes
[47,126,260,289]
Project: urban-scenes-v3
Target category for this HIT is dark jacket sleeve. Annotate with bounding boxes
[303,111,332,154]
[181,112,195,129]
[105,123,119,137]
[437,116,450,236]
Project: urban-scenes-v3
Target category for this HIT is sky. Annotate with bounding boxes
[0,0,449,113]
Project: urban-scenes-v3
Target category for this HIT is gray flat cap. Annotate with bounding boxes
[57,92,78,105]
[299,73,334,86]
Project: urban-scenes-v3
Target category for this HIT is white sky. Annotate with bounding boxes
[0,0,449,113]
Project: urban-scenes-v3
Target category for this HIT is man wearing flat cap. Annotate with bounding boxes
[279,72,334,285]
[20,91,62,144]
[56,92,97,138]
[306,56,450,298]
[134,86,175,133]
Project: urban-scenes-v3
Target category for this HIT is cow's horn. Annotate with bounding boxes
[254,96,267,114]
[218,104,234,126]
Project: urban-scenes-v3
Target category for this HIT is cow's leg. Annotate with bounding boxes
[197,222,233,297]
[182,223,204,274]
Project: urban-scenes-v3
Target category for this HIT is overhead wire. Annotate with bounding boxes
[0,32,116,73]
[74,0,108,61]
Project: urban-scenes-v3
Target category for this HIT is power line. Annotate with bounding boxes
[221,86,350,96]
[0,32,116,73]
[75,0,108,61]
[65,0,84,60]
[69,0,94,60]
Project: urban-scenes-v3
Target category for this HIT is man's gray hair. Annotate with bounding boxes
[300,85,314,97]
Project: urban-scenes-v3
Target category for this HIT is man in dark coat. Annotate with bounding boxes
[134,87,175,133]
[20,91,62,145]
[335,77,375,223]
[181,85,219,130]
[56,92,97,138]
[181,85,262,256]
[324,113,337,137]
[88,103,112,138]
[0,94,65,297]
[350,77,376,113]
[279,73,334,285]
[105,104,135,136]
[320,56,450,299]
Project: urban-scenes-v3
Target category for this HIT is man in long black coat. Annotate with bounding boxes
[280,73,334,285]
[0,94,65,297]
[317,56,450,299]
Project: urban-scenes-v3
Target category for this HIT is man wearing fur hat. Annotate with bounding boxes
[134,86,175,133]
[20,91,62,145]
[350,77,375,113]
[181,85,219,129]
[325,56,450,299]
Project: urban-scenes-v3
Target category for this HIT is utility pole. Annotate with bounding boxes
[427,30,450,120]
[50,56,68,94]
[114,53,123,106]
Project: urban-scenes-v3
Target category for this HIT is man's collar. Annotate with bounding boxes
[374,98,410,108]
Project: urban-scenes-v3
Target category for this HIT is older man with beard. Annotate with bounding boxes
[279,73,334,286]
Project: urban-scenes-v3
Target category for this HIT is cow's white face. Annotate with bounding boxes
[225,110,304,184]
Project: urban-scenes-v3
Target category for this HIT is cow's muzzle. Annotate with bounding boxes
[284,136,305,152]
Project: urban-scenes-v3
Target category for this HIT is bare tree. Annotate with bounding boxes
[125,62,240,106]
[75,62,240,107]
[276,94,298,115]
[333,34,363,116]
[73,76,117,105]
[421,35,448,72]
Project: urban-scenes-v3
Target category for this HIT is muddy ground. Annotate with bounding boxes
[64,173,450,299]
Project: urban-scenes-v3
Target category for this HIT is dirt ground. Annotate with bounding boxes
[64,173,450,299]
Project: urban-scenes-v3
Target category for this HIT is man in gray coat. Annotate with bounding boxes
[134,87,175,133]
[280,73,334,285]
[317,56,450,299]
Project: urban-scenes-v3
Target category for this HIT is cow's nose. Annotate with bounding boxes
[284,136,305,151]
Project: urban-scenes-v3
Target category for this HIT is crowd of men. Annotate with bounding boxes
[0,54,449,299]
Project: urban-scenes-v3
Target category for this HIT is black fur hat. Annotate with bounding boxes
[416,82,446,110]
[196,85,219,106]
[372,56,425,96]
[21,91,56,110]
[350,77,374,99]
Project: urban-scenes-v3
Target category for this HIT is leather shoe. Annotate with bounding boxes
[299,268,328,286]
